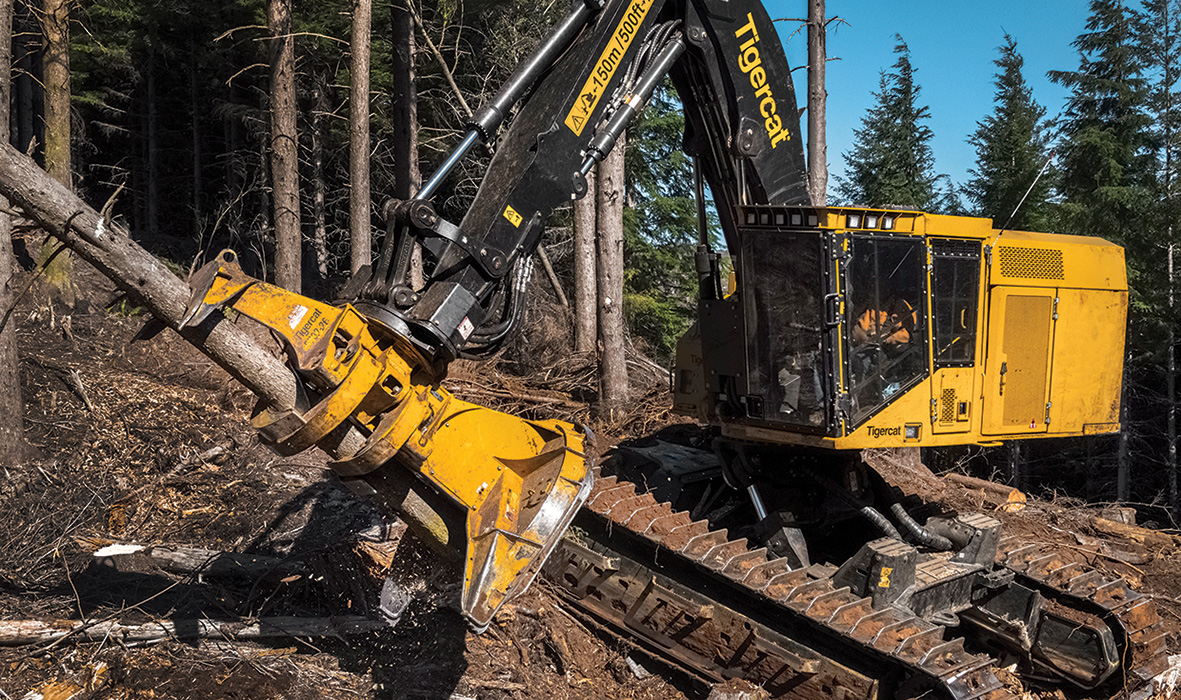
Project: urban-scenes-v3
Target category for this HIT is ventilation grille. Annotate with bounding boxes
[940,389,956,422]
[998,247,1064,280]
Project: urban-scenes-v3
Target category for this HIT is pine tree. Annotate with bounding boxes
[965,35,1055,231]
[1049,0,1154,243]
[838,37,938,210]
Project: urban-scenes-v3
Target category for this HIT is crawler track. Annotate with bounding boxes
[541,468,1165,699]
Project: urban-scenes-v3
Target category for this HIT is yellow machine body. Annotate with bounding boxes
[180,251,593,632]
[674,207,1128,450]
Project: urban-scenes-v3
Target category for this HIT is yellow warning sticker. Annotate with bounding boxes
[563,0,655,136]
[503,204,523,228]
[878,566,893,588]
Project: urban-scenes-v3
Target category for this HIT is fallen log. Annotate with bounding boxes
[0,615,389,647]
[0,143,453,553]
[88,543,304,578]
[944,473,1027,511]
[1091,516,1181,550]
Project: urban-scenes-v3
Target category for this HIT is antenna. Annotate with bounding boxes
[987,151,1055,252]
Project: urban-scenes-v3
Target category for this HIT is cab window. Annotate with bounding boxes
[845,236,928,425]
[931,240,980,367]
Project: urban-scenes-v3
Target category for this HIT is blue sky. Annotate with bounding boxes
[761,0,1092,196]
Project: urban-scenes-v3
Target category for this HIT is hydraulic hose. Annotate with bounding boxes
[889,502,953,551]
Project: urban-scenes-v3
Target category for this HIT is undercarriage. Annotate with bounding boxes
[542,434,1167,699]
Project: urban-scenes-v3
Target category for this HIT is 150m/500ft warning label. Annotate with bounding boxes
[564,0,655,137]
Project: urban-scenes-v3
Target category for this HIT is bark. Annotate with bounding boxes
[269,0,301,292]
[0,0,25,461]
[0,142,452,554]
[145,35,159,238]
[0,616,388,647]
[14,1,33,155]
[311,75,329,278]
[349,0,372,274]
[392,0,421,286]
[190,44,202,241]
[1170,240,1177,518]
[574,169,597,352]
[39,0,72,303]
[806,0,827,206]
[596,134,628,418]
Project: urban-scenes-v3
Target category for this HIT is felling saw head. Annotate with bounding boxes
[180,249,594,631]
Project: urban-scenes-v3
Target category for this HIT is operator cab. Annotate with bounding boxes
[673,206,1127,450]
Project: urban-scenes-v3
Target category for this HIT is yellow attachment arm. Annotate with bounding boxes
[181,251,593,631]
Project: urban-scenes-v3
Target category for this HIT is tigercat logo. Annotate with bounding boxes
[866,425,902,439]
[564,0,656,136]
[734,13,791,149]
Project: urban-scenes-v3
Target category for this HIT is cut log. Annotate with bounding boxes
[1092,517,1181,550]
[944,473,1027,511]
[89,543,302,578]
[0,616,389,647]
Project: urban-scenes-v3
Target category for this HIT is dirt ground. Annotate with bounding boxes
[2,260,1181,700]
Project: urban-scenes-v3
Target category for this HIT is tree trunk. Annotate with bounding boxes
[574,169,597,352]
[1118,364,1130,502]
[349,0,372,275]
[0,0,25,461]
[39,0,72,303]
[596,134,628,418]
[806,0,827,206]
[14,1,34,156]
[1170,239,1177,517]
[311,75,329,279]
[392,0,421,286]
[269,0,301,292]
[145,35,160,239]
[190,44,202,242]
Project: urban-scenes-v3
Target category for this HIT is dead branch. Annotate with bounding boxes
[0,616,389,647]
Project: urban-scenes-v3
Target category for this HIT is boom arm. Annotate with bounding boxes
[352,0,810,365]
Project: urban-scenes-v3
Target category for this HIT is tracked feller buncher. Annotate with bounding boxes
[179,0,1166,696]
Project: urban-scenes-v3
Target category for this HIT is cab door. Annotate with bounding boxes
[930,240,982,435]
[983,287,1057,434]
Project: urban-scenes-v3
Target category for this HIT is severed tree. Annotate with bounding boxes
[350,0,372,275]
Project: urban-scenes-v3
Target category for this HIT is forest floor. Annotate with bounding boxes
[2,259,1181,700]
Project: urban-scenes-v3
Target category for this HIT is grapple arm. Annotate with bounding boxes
[182,250,593,631]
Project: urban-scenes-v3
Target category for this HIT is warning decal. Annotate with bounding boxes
[563,0,656,136]
[503,204,524,228]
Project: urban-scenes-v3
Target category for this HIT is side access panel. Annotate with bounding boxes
[983,287,1056,435]
[1047,289,1127,433]
[932,368,974,434]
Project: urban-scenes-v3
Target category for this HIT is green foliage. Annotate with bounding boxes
[838,37,940,211]
[1049,0,1155,245]
[965,35,1056,231]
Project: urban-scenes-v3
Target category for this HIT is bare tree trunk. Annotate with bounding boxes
[145,35,160,238]
[189,43,202,242]
[806,0,827,206]
[1118,364,1130,502]
[574,169,597,352]
[349,0,372,275]
[14,1,34,155]
[269,0,301,292]
[39,0,72,303]
[1170,240,1177,517]
[392,0,421,286]
[311,75,329,279]
[0,0,25,461]
[596,134,628,418]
